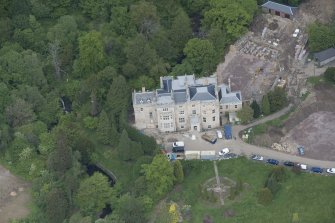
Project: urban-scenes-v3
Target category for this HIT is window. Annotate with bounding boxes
[163,108,168,111]
[140,108,143,111]
[192,104,195,107]
[179,118,185,123]
[220,105,223,109]
[208,125,211,129]
[179,110,184,115]
[226,105,228,109]
[192,110,196,115]
[203,117,206,122]
[149,112,153,118]
[212,117,215,121]
[212,109,215,114]
[235,105,238,109]
[163,123,170,128]
[181,125,184,129]
[163,115,169,120]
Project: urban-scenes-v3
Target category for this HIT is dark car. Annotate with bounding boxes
[311,167,323,173]
[267,159,279,165]
[283,161,295,167]
[222,153,238,160]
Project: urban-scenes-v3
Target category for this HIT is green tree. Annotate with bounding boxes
[203,0,257,39]
[110,6,136,36]
[113,193,148,223]
[173,160,184,184]
[97,110,112,145]
[5,97,36,127]
[76,31,106,76]
[106,75,130,120]
[130,1,159,39]
[183,38,217,76]
[308,23,335,52]
[75,173,114,216]
[142,154,175,199]
[258,187,273,205]
[47,135,73,175]
[169,9,192,53]
[237,104,254,124]
[250,100,261,118]
[324,67,335,83]
[45,188,69,223]
[80,0,109,20]
[268,87,287,113]
[123,34,159,78]
[261,94,270,115]
[117,129,132,161]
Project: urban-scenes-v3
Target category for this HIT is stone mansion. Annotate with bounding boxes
[132,75,242,132]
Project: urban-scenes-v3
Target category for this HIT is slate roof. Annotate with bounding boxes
[314,48,335,62]
[134,92,155,105]
[173,90,187,104]
[262,1,297,16]
[189,85,216,101]
[218,84,242,104]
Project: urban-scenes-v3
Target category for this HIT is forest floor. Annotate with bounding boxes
[0,165,31,223]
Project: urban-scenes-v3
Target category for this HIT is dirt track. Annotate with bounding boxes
[0,165,31,223]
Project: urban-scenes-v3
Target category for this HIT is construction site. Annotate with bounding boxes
[216,0,335,161]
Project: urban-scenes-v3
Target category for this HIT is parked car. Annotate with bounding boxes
[292,29,300,37]
[283,161,295,167]
[222,153,238,160]
[297,146,305,156]
[219,148,230,156]
[251,155,264,161]
[311,167,323,173]
[201,134,217,144]
[172,141,185,153]
[266,159,279,165]
[297,163,308,170]
[326,168,335,174]
[216,130,223,139]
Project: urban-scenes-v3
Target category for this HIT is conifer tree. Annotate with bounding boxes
[250,100,261,118]
[96,110,112,145]
[173,160,184,184]
[117,129,132,161]
[261,95,270,115]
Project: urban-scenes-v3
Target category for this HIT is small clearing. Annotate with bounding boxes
[0,165,31,223]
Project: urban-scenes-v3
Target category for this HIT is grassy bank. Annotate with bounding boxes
[162,158,335,223]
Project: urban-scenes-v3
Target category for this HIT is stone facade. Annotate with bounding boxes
[132,75,242,132]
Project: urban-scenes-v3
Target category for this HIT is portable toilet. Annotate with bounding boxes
[224,124,232,139]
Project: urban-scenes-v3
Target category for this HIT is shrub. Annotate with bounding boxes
[324,67,335,83]
[258,188,273,205]
[270,166,287,182]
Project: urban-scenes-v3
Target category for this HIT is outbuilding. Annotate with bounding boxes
[261,1,297,19]
[314,47,335,67]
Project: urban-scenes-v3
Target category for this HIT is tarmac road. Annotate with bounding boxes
[167,104,335,170]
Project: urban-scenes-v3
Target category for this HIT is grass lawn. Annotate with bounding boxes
[167,158,335,223]
[307,76,324,85]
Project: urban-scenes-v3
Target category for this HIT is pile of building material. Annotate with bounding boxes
[271,142,293,153]
[237,35,279,61]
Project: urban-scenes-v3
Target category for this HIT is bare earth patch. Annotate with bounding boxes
[0,165,31,223]
[281,111,335,161]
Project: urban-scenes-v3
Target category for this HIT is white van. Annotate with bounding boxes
[172,141,185,153]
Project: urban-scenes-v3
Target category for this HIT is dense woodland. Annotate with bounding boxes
[0,0,260,222]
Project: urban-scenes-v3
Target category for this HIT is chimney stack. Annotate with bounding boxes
[228,78,231,91]
[142,86,145,93]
